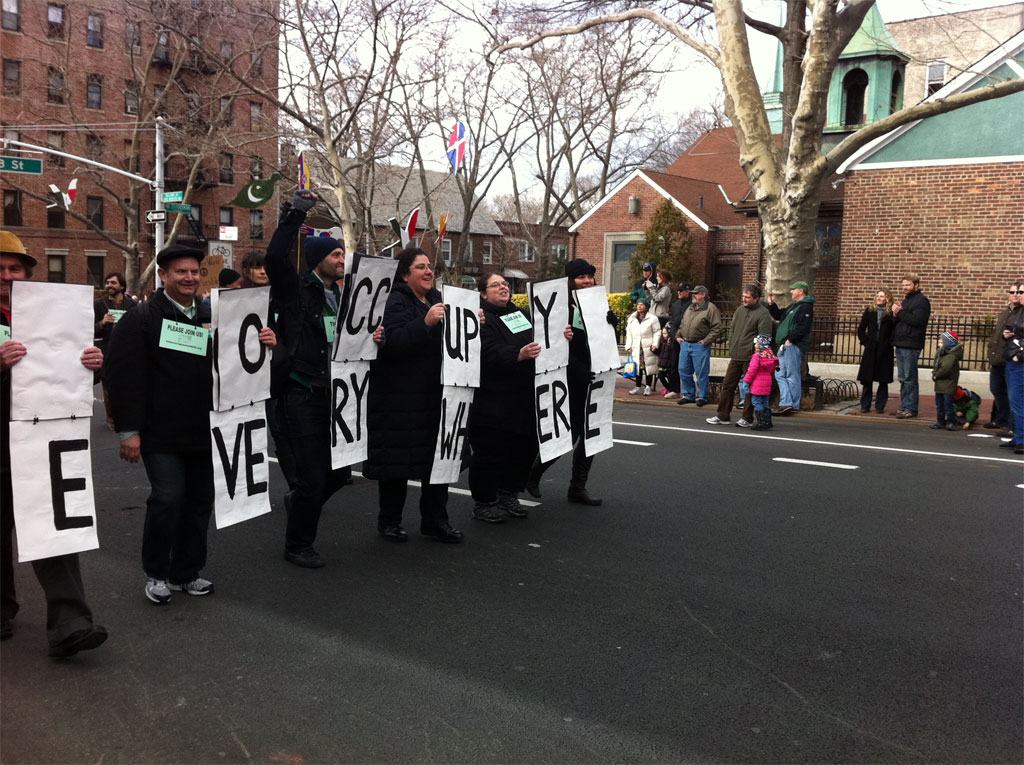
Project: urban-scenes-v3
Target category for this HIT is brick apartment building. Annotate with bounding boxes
[1,0,279,291]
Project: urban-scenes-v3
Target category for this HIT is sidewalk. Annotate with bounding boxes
[611,372,999,428]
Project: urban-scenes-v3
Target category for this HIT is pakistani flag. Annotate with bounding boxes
[228,173,282,208]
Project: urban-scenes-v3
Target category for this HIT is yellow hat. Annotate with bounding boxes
[0,230,36,267]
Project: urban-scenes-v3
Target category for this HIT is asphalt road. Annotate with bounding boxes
[2,397,1022,764]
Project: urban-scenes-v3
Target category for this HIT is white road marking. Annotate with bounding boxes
[268,460,541,507]
[773,458,858,470]
[612,439,655,446]
[967,434,994,438]
[612,420,1023,465]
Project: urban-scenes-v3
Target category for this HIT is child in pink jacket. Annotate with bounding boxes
[744,334,779,430]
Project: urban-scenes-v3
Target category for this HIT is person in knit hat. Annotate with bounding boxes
[951,386,981,429]
[930,330,963,430]
[743,333,779,431]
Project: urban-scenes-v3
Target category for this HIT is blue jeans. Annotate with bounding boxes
[1007,360,1023,445]
[860,383,889,413]
[141,451,214,583]
[895,347,922,414]
[752,394,770,412]
[989,365,1009,427]
[678,341,711,400]
[775,344,803,409]
[935,393,955,426]
[282,383,351,552]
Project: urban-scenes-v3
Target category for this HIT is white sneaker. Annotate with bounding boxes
[168,577,215,596]
[705,416,729,425]
[663,392,680,400]
[642,385,652,396]
[628,386,642,395]
[735,418,753,428]
[145,578,171,605]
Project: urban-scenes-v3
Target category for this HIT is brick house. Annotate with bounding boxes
[492,220,570,291]
[1,0,279,289]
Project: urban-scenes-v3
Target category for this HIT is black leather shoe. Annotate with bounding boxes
[49,624,108,658]
[567,487,602,506]
[284,548,325,568]
[929,423,942,429]
[421,524,464,543]
[378,524,408,543]
[695,398,708,407]
[945,423,957,431]
[677,398,696,405]
[999,440,1017,448]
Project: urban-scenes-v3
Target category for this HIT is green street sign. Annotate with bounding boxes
[0,156,43,174]
[165,203,192,214]
[162,191,184,202]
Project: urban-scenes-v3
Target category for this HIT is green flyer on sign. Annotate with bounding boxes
[323,314,337,343]
[158,319,209,356]
[0,325,10,342]
[500,312,532,333]
[109,309,126,323]
[571,307,585,331]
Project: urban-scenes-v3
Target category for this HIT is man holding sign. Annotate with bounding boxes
[94,272,137,430]
[106,245,276,604]
[1,231,108,656]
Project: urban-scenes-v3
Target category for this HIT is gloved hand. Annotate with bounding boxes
[606,309,618,326]
[292,190,317,213]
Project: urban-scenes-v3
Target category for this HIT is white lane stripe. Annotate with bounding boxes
[268,460,541,507]
[612,420,1023,465]
[612,439,655,446]
[773,458,858,470]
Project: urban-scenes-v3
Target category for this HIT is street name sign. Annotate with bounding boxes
[165,203,192,214]
[162,191,184,202]
[0,156,43,174]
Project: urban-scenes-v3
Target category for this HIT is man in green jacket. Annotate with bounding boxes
[767,281,815,414]
[706,284,774,427]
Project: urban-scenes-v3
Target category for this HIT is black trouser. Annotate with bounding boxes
[377,480,449,530]
[2,469,95,647]
[281,383,351,552]
[141,451,214,583]
[469,426,537,504]
[716,358,754,422]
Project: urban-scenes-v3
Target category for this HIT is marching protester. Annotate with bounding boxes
[892,274,931,419]
[1,231,108,656]
[93,272,138,430]
[930,330,963,431]
[646,269,673,327]
[1002,279,1024,455]
[706,284,773,427]
[985,283,1022,432]
[468,274,572,523]
[767,281,815,415]
[526,259,616,506]
[265,190,370,568]
[855,289,895,414]
[743,333,779,431]
[624,298,660,396]
[105,244,276,603]
[675,285,722,407]
[363,248,464,543]
[241,251,270,288]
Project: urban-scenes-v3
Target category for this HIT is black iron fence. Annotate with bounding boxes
[614,312,997,371]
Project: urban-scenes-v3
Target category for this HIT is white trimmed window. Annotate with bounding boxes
[518,240,534,262]
[441,238,452,265]
[926,61,946,96]
[482,241,492,264]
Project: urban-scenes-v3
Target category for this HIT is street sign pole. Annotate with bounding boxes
[154,117,165,287]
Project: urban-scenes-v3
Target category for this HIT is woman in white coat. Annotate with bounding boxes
[625,299,661,396]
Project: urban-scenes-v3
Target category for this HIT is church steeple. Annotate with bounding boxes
[762,4,786,133]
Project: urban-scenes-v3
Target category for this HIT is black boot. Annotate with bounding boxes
[752,409,770,431]
[568,450,602,506]
[764,408,773,430]
[525,456,552,498]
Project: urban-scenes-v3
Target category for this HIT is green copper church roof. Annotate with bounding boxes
[840,4,909,61]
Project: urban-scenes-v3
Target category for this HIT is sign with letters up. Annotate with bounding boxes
[333,255,396,363]
[441,285,481,388]
[574,285,621,374]
[428,386,474,484]
[329,360,371,469]
[210,407,270,529]
[211,287,271,411]
[529,278,570,374]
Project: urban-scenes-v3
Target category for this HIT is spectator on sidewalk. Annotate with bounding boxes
[1002,279,1024,455]
[675,285,722,407]
[706,284,773,427]
[646,269,673,328]
[930,330,962,431]
[663,283,691,399]
[892,274,931,420]
[631,263,656,307]
[951,386,981,429]
[744,333,779,431]
[985,284,1022,432]
[767,281,815,415]
[624,299,661,396]
[855,289,895,414]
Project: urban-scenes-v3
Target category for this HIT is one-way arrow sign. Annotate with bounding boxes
[146,209,167,224]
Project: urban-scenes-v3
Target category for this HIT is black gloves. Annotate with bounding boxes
[606,309,618,326]
[292,190,316,213]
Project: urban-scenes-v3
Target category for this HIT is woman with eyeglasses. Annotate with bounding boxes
[468,273,571,522]
[363,247,464,543]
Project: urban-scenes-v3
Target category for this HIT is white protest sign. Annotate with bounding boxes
[529,278,569,374]
[583,370,616,457]
[10,282,94,421]
[441,285,481,388]
[574,285,621,373]
[428,385,474,484]
[9,418,98,562]
[329,360,371,469]
[534,367,573,462]
[213,286,271,411]
[210,407,271,529]
[334,256,396,362]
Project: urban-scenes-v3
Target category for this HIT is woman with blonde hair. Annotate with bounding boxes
[855,288,895,413]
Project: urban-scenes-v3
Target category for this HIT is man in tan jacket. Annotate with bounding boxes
[675,285,723,406]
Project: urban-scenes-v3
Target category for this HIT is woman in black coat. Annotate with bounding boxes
[363,248,463,543]
[856,289,895,414]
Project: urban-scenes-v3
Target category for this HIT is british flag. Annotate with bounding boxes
[447,122,467,175]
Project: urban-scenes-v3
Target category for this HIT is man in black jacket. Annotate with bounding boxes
[266,191,368,568]
[94,272,137,430]
[107,245,275,603]
[892,273,931,419]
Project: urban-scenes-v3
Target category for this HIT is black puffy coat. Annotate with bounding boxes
[472,298,535,436]
[892,289,931,350]
[362,282,444,480]
[856,306,895,385]
[104,290,213,454]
